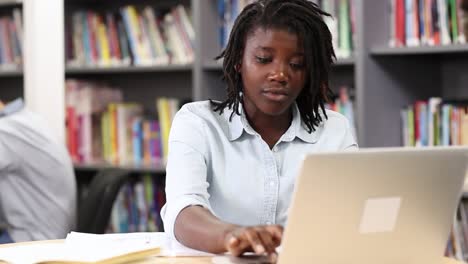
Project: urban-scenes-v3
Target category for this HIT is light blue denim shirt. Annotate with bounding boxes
[161,100,358,239]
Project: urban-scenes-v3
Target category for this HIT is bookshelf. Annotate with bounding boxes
[357,0,468,147]
[61,0,462,169]
[3,0,463,169]
[7,0,463,235]
[0,1,23,103]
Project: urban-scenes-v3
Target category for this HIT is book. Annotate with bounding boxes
[0,240,160,264]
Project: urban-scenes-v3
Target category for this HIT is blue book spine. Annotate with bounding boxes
[442,104,450,146]
[81,12,92,65]
[420,103,428,146]
[120,7,139,65]
[132,119,143,165]
[419,0,425,42]
[217,0,225,47]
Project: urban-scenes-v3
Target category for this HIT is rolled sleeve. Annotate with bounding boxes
[161,106,214,240]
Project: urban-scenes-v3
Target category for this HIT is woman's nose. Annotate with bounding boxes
[268,64,288,83]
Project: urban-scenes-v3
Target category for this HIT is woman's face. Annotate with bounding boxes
[240,27,306,117]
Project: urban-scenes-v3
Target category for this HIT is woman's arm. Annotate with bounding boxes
[175,205,238,253]
[175,205,283,256]
[162,104,283,256]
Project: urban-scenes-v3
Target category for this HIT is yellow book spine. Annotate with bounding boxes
[156,98,170,161]
[108,103,118,164]
[126,6,145,65]
[461,110,468,145]
[98,21,111,66]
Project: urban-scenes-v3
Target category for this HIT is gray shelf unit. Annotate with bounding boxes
[66,64,192,74]
[64,0,194,119]
[358,0,468,147]
[371,45,468,56]
[65,0,468,154]
[0,68,22,77]
[74,162,166,174]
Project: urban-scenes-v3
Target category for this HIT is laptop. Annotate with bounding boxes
[277,147,468,264]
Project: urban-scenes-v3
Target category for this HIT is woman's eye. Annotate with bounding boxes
[255,56,271,64]
[290,62,304,69]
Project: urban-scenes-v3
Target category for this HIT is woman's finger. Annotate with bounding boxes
[226,232,251,256]
[245,229,266,254]
[266,225,284,245]
[257,229,275,254]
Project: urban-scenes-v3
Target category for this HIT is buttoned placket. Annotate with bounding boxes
[260,137,280,226]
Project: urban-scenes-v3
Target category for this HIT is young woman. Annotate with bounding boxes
[161,0,358,258]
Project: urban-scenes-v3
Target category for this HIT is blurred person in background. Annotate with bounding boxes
[0,98,76,244]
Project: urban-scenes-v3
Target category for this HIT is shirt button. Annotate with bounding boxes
[266,221,272,225]
[270,181,275,186]
[272,146,278,152]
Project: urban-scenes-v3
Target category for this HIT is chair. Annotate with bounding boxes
[76,168,130,234]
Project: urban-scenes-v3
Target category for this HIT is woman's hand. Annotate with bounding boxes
[224,225,284,257]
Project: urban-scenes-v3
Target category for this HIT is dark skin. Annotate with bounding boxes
[241,27,306,148]
[174,27,307,258]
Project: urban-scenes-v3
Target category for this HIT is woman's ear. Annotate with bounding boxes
[235,63,242,72]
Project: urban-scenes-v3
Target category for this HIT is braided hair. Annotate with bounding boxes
[211,0,335,133]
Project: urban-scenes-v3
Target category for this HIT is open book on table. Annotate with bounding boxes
[0,232,213,264]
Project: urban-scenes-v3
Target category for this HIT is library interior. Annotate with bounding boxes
[0,0,468,263]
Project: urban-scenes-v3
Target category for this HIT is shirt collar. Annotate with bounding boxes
[225,102,319,143]
[0,98,24,118]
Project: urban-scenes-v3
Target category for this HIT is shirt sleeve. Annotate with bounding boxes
[160,106,214,240]
[0,136,14,174]
[340,118,359,151]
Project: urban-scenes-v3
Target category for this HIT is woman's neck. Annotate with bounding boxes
[243,105,292,149]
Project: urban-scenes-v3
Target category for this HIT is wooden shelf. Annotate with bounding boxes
[334,57,355,66]
[65,64,193,75]
[0,68,22,77]
[203,60,223,70]
[371,44,468,56]
[73,162,166,174]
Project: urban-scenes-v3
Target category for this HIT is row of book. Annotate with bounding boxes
[389,0,467,47]
[326,86,357,138]
[320,0,355,59]
[446,199,468,261]
[107,175,166,233]
[0,8,22,69]
[65,79,181,166]
[66,5,194,67]
[401,98,468,146]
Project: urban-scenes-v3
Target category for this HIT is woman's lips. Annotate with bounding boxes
[262,88,289,102]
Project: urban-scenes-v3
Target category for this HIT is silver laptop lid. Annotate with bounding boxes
[279,147,468,264]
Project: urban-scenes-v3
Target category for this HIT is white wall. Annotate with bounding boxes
[23,0,65,142]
